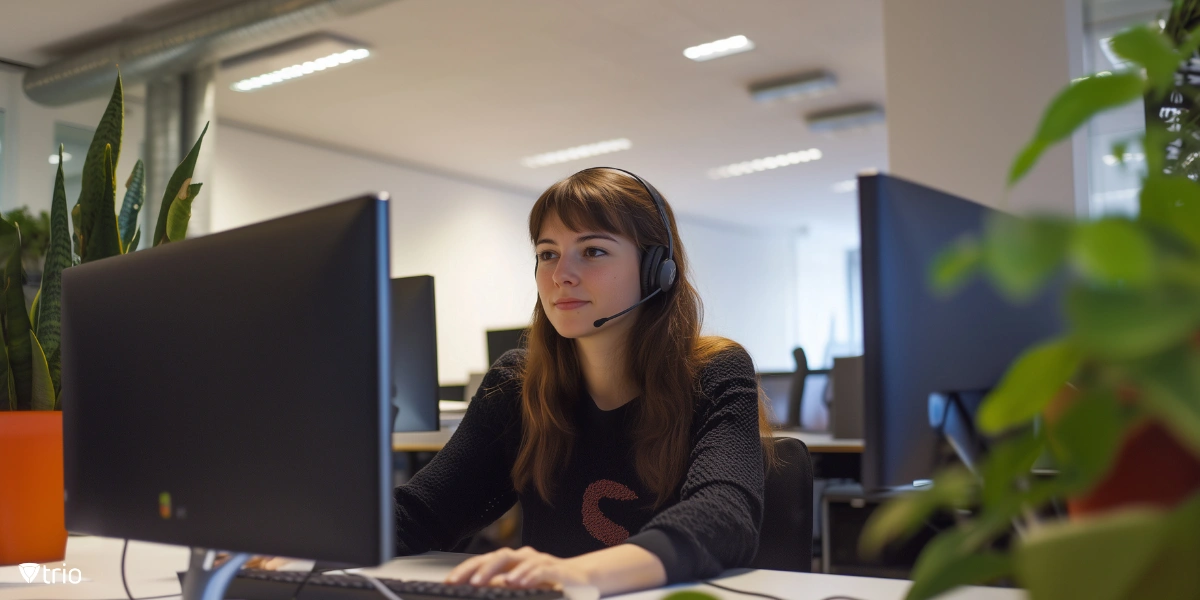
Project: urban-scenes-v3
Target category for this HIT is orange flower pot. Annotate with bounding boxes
[0,411,67,566]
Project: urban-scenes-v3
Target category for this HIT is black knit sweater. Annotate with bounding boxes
[391,346,765,583]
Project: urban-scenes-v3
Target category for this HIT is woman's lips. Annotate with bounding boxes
[555,301,588,310]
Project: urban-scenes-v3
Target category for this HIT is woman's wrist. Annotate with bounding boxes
[562,544,667,596]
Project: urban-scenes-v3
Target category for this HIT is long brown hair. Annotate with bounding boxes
[512,168,775,507]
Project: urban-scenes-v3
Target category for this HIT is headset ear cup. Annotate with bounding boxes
[641,245,666,297]
[659,259,677,292]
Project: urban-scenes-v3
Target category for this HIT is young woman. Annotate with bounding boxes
[395,167,775,596]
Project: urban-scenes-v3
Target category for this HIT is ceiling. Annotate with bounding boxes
[1,0,887,236]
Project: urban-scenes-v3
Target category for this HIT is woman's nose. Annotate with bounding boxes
[551,254,579,286]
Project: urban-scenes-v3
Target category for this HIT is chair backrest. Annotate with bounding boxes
[750,437,814,572]
[786,348,809,428]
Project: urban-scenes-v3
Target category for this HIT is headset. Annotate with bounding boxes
[536,166,677,328]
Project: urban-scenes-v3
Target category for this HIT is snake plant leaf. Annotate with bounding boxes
[1108,24,1181,98]
[118,159,145,252]
[154,122,208,246]
[165,182,202,243]
[36,145,73,395]
[1009,72,1144,186]
[0,321,11,411]
[29,331,54,411]
[1069,218,1155,287]
[977,337,1082,434]
[1014,506,1168,600]
[70,203,82,259]
[0,218,32,410]
[82,145,123,262]
[75,74,123,262]
[1139,176,1200,249]
[128,228,141,255]
[905,529,1012,600]
[29,288,39,332]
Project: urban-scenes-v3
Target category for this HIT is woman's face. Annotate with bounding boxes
[535,212,643,340]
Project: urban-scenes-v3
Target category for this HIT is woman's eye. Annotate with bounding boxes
[537,251,556,261]
[584,247,607,258]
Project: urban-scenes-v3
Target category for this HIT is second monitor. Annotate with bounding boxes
[391,275,439,432]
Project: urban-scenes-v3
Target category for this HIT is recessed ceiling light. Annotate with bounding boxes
[806,104,886,133]
[521,138,632,168]
[707,148,823,179]
[832,179,857,193]
[749,70,837,103]
[683,35,755,62]
[222,33,372,93]
[48,152,73,165]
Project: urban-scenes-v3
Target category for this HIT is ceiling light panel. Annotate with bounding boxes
[520,139,632,168]
[806,104,886,133]
[708,148,823,179]
[222,33,371,93]
[684,35,755,62]
[749,70,837,103]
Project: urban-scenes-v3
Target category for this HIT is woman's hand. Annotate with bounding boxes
[445,547,590,589]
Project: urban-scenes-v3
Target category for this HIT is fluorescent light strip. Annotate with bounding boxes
[708,148,823,180]
[520,138,632,168]
[231,48,371,92]
[48,152,73,165]
[683,35,754,62]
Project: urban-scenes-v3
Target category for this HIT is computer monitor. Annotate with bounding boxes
[757,372,792,425]
[391,275,439,432]
[61,195,394,594]
[486,327,527,367]
[858,174,1062,490]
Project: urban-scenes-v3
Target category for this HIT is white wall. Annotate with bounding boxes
[212,124,537,385]
[212,124,802,383]
[679,218,798,372]
[882,0,1086,216]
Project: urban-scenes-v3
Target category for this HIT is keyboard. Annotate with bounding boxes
[180,568,565,600]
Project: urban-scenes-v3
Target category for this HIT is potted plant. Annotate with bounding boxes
[858,10,1200,600]
[0,72,208,566]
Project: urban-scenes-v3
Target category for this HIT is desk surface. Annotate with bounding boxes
[1,536,1022,600]
[394,428,863,454]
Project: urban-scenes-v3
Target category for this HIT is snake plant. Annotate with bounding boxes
[0,72,207,411]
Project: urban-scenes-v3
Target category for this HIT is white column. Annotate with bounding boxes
[882,0,1087,216]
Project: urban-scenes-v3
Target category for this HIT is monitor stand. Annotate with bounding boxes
[181,548,249,600]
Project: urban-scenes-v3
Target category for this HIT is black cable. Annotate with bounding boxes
[291,564,319,600]
[702,580,787,600]
[120,539,181,600]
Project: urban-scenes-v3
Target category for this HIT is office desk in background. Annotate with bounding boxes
[394,428,864,454]
[0,536,1026,600]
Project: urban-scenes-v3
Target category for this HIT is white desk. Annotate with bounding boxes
[394,429,863,455]
[0,536,1024,600]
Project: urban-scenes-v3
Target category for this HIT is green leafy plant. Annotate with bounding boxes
[2,207,51,266]
[0,72,207,411]
[860,13,1200,600]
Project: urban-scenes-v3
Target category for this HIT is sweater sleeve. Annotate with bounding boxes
[392,350,525,555]
[625,346,765,583]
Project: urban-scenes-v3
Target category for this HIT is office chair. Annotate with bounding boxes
[786,348,809,428]
[750,437,814,572]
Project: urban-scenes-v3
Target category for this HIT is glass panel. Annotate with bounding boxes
[1082,0,1171,217]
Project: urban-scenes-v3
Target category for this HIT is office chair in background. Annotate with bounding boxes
[785,348,809,428]
[750,437,814,572]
